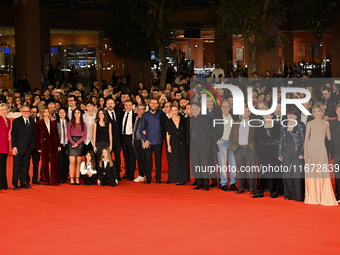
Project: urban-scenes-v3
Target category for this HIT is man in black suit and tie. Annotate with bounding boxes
[190,103,213,191]
[106,98,122,179]
[12,105,36,190]
[120,100,137,181]
[30,106,42,185]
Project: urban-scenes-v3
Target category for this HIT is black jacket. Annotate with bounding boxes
[11,116,36,154]
[98,161,118,180]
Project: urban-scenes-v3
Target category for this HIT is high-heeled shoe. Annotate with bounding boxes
[70,178,75,185]
[76,177,81,185]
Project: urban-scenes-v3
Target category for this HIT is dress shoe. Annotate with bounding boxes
[84,183,89,186]
[118,177,123,181]
[221,185,230,192]
[20,184,31,189]
[230,184,238,191]
[39,178,43,182]
[128,178,134,181]
[209,182,218,188]
[122,174,128,179]
[145,180,151,184]
[3,187,8,190]
[32,181,42,185]
[190,181,197,186]
[250,191,255,196]
[164,181,171,184]
[235,190,245,194]
[203,187,210,191]
[193,186,203,190]
[270,193,279,198]
[156,181,161,184]
[13,186,20,190]
[252,193,264,198]
[176,182,181,185]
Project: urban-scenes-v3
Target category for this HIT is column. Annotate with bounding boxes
[14,0,42,90]
[215,36,232,77]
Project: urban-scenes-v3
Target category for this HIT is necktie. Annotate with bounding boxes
[111,111,115,121]
[25,119,30,133]
[123,112,129,135]
[62,122,65,146]
[134,117,140,138]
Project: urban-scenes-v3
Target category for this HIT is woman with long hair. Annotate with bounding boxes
[98,95,106,109]
[0,103,10,190]
[36,107,61,185]
[57,108,69,183]
[93,108,112,161]
[166,104,190,185]
[12,97,23,113]
[67,108,87,185]
[304,103,337,206]
[97,148,118,186]
[80,150,97,185]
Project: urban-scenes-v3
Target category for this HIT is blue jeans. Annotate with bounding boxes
[217,140,236,186]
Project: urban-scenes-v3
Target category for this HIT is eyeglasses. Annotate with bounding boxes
[22,110,30,113]
[68,99,74,102]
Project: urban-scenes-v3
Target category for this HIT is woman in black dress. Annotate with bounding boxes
[278,106,305,201]
[93,108,112,162]
[166,104,190,185]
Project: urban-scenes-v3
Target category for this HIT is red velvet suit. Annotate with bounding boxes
[36,119,61,185]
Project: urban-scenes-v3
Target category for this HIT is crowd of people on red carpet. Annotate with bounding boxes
[1,66,340,207]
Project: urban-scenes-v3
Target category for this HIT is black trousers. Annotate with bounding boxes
[191,146,209,188]
[81,173,97,185]
[133,140,146,177]
[257,146,283,195]
[208,149,219,185]
[30,149,40,183]
[145,143,163,182]
[234,146,256,192]
[112,137,121,178]
[333,156,340,198]
[58,145,69,182]
[0,153,8,190]
[12,149,32,187]
[122,135,136,179]
[282,153,304,202]
[98,174,116,186]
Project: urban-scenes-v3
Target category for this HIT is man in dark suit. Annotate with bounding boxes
[190,103,213,191]
[229,105,257,195]
[106,98,122,179]
[206,96,223,188]
[30,106,42,185]
[12,105,36,190]
[120,100,137,181]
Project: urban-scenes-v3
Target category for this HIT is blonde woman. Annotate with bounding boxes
[304,102,337,206]
[97,148,118,187]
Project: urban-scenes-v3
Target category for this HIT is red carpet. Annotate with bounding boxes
[1,156,340,254]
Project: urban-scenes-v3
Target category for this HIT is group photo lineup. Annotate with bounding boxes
[1,0,340,254]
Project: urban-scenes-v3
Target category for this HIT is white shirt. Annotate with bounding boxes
[221,114,233,141]
[45,119,50,134]
[80,162,97,175]
[67,106,76,121]
[60,120,68,145]
[83,111,96,145]
[122,110,133,135]
[107,110,116,122]
[239,119,249,145]
[211,67,225,79]
[103,160,109,169]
